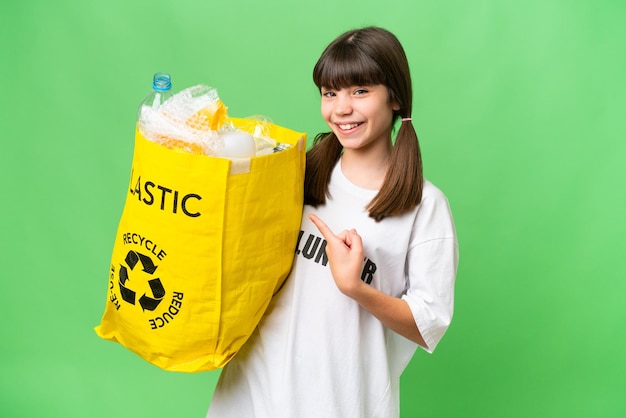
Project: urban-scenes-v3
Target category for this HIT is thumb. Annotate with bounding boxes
[346,228,363,251]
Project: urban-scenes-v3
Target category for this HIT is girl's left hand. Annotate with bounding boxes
[309,214,427,346]
[308,213,365,296]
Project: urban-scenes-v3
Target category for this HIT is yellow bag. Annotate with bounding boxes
[95,118,306,372]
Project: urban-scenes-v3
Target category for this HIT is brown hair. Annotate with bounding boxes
[305,26,424,222]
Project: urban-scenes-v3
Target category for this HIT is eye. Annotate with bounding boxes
[322,90,336,98]
[354,88,368,95]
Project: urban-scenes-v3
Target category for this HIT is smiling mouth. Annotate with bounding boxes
[337,122,362,130]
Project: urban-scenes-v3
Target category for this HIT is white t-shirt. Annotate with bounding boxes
[207,161,458,418]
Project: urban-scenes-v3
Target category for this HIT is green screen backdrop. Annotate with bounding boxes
[1,0,624,417]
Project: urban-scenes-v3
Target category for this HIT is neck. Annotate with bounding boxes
[340,147,391,190]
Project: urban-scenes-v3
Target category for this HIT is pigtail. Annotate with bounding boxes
[367,119,424,221]
[304,132,343,207]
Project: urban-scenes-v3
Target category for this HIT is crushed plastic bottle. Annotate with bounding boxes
[137,72,174,120]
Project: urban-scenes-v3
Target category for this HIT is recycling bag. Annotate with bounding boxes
[95,118,306,372]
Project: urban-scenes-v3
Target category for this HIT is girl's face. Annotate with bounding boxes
[320,84,398,153]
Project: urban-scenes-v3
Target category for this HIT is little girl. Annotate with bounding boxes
[207,26,459,418]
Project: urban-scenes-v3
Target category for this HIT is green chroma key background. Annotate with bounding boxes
[1,0,624,416]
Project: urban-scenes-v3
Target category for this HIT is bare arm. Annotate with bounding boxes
[309,214,428,348]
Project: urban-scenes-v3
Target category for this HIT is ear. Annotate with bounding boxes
[392,102,401,111]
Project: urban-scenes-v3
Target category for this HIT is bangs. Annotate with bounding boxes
[313,44,386,90]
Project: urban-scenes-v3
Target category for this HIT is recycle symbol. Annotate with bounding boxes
[118,250,166,311]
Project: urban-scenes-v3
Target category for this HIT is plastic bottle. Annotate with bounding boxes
[137,72,174,120]
[216,130,257,159]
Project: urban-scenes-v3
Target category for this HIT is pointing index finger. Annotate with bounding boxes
[308,213,334,240]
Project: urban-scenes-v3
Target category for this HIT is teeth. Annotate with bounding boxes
[338,123,360,130]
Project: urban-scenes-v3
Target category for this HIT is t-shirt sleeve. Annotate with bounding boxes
[401,189,459,353]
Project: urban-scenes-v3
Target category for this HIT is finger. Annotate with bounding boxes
[308,214,335,240]
[347,229,363,251]
[343,231,352,247]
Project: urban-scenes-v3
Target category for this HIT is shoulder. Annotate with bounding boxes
[422,179,447,202]
[417,180,454,218]
[410,179,457,243]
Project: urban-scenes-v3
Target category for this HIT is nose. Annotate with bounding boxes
[334,92,353,116]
